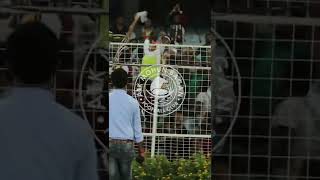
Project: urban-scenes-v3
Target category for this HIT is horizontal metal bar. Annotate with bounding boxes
[143,133,211,138]
[213,12,320,26]
[0,6,108,15]
[110,42,212,49]
[110,63,212,70]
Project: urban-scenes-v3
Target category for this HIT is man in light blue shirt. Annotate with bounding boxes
[0,22,98,180]
[109,68,145,180]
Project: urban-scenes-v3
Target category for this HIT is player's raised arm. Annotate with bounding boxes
[127,14,140,40]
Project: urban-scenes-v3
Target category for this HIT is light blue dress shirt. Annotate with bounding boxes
[109,89,144,143]
[0,87,98,180]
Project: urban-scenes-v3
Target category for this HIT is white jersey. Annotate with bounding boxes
[143,39,165,64]
[272,85,320,157]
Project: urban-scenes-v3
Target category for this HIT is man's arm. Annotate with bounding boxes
[137,141,145,156]
[133,102,145,158]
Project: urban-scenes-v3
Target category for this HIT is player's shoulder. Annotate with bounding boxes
[274,97,307,116]
[196,92,207,98]
[278,97,305,108]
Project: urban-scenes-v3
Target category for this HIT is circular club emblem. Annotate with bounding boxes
[134,65,186,116]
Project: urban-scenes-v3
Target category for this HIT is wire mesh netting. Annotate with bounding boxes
[212,0,320,179]
[108,42,212,160]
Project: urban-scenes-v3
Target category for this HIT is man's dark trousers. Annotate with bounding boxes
[109,141,135,180]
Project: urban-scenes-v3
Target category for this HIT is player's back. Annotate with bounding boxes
[0,88,98,180]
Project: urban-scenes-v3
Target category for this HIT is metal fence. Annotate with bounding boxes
[211,0,320,179]
[108,42,212,160]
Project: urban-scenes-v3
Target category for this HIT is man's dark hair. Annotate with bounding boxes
[6,22,59,84]
[111,68,128,88]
